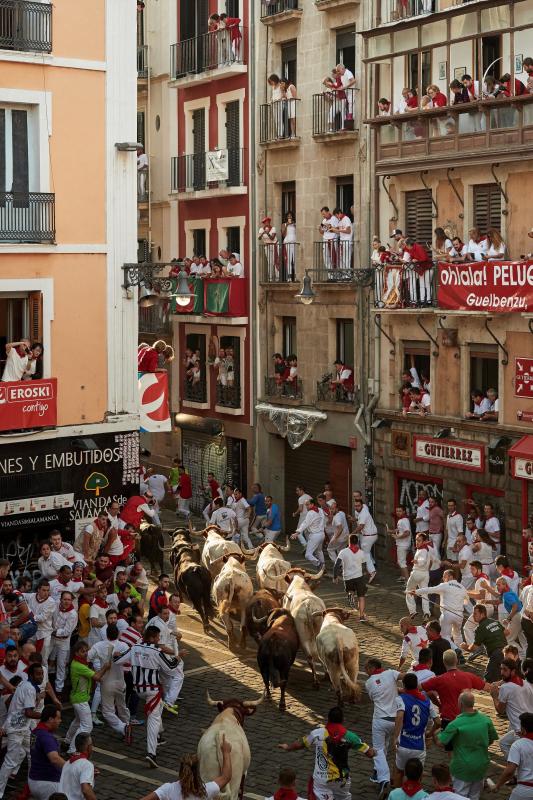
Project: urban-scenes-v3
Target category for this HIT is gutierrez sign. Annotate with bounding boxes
[413,435,485,473]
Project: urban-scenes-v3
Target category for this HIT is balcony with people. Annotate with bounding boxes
[313,68,357,141]
[168,251,247,321]
[379,0,437,25]
[313,207,357,282]
[264,354,303,403]
[170,14,246,88]
[259,0,302,24]
[316,360,358,407]
[0,0,52,53]
[258,214,299,284]
[260,75,300,147]
[170,149,245,199]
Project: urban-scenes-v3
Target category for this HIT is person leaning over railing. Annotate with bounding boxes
[402,238,433,305]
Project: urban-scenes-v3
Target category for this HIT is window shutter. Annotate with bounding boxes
[28,292,43,343]
[405,190,433,247]
[473,184,501,233]
[0,109,5,194]
[225,101,240,186]
[137,112,145,148]
[192,109,206,190]
[11,109,28,196]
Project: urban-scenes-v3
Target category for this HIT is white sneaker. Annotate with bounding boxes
[92,713,104,726]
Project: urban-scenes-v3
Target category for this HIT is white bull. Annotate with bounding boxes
[190,522,255,577]
[256,540,291,594]
[198,692,262,800]
[212,554,254,647]
[282,567,325,686]
[316,608,361,705]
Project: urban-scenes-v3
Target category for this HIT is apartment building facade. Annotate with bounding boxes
[255,0,370,528]
[0,0,139,553]
[363,0,533,566]
[137,0,253,510]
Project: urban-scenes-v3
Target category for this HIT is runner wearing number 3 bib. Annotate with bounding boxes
[393,673,439,786]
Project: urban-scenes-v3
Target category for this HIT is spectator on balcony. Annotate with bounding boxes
[219,248,240,266]
[334,207,353,271]
[486,229,507,260]
[224,255,244,278]
[137,146,148,198]
[219,13,242,63]
[481,388,499,422]
[331,360,354,401]
[1,339,31,382]
[371,237,382,265]
[281,211,297,280]
[157,346,174,370]
[524,57,533,93]
[268,74,284,138]
[403,386,431,417]
[214,348,227,388]
[427,85,448,108]
[399,382,413,412]
[210,261,223,278]
[198,256,211,276]
[395,88,418,114]
[465,227,488,262]
[465,389,491,420]
[433,227,453,261]
[482,76,503,98]
[285,355,298,396]
[273,353,288,388]
[390,228,404,253]
[258,217,279,280]
[336,64,356,127]
[403,238,433,305]
[23,342,44,380]
[225,347,235,388]
[138,340,166,373]
[449,236,467,261]
[280,78,298,138]
[319,207,339,271]
[378,98,391,116]
[499,73,527,96]
[462,75,479,101]
[450,79,469,104]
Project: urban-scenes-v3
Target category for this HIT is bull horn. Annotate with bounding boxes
[306,565,325,582]
[311,610,326,618]
[277,537,291,552]
[241,547,259,561]
[206,690,222,706]
[252,610,269,624]
[242,696,264,708]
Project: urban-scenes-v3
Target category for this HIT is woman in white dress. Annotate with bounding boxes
[268,73,283,139]
[486,228,507,260]
[281,211,297,281]
[280,77,298,138]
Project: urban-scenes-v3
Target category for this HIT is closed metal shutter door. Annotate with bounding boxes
[182,431,228,512]
[405,190,433,247]
[473,184,501,233]
[226,437,247,496]
[284,441,330,530]
[225,101,240,187]
[192,108,205,190]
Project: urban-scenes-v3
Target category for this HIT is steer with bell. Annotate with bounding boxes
[316,608,361,705]
[282,567,325,687]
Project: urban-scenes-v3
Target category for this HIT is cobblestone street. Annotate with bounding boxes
[44,521,513,800]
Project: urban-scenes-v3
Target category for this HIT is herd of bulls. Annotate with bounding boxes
[166,522,362,800]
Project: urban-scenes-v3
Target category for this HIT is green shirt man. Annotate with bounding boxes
[438,709,497,782]
[473,617,507,654]
[70,658,95,705]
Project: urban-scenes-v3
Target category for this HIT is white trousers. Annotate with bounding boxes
[418,269,433,304]
[314,778,351,800]
[36,635,52,667]
[28,779,60,800]
[101,681,130,736]
[500,728,518,758]
[237,518,253,549]
[162,664,184,705]
[251,514,267,532]
[397,544,410,569]
[91,656,101,714]
[0,729,30,797]
[305,533,325,568]
[440,610,464,646]
[49,638,70,691]
[264,529,281,543]
[139,690,163,755]
[452,778,483,800]
[65,701,93,753]
[430,533,442,554]
[372,717,395,783]
[406,570,430,615]
[360,534,377,574]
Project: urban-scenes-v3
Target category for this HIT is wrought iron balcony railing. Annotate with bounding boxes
[259,242,299,283]
[170,27,245,79]
[216,382,242,409]
[171,149,245,193]
[373,262,438,309]
[184,376,207,404]
[260,100,300,144]
[312,89,357,136]
[313,240,356,281]
[260,0,300,18]
[0,192,55,242]
[316,378,357,405]
[137,45,148,78]
[0,0,52,53]
[380,0,436,25]
[264,375,303,400]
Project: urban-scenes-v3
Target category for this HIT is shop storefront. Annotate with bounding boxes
[0,431,139,570]
[508,435,533,567]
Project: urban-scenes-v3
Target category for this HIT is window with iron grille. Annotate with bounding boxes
[473,184,501,234]
[405,190,433,247]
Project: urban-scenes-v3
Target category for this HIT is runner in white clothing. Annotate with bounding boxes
[291,499,325,568]
[388,506,412,583]
[27,580,57,664]
[326,500,350,563]
[333,535,369,619]
[209,498,237,537]
[464,561,494,642]
[88,624,131,741]
[492,711,533,800]
[414,570,468,649]
[406,534,432,619]
[398,618,429,669]
[444,500,463,561]
[353,499,377,582]
[293,486,312,544]
[454,534,475,590]
[228,489,253,549]
[365,658,401,794]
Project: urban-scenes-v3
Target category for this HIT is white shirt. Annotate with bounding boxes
[1,347,28,382]
[449,243,467,258]
[396,517,412,546]
[231,497,250,522]
[458,544,474,570]
[210,506,237,532]
[88,639,129,687]
[155,780,220,800]
[226,261,244,278]
[417,580,468,615]
[107,513,126,531]
[466,237,488,261]
[415,501,430,533]
[425,792,465,800]
[394,97,408,114]
[337,215,352,241]
[334,546,366,580]
[507,736,533,784]
[366,669,400,718]
[498,681,533,731]
[4,680,37,731]
[49,579,84,605]
[412,547,431,572]
[332,510,349,539]
[147,474,167,503]
[473,397,491,415]
[340,67,355,90]
[296,509,325,536]
[487,242,506,259]
[59,758,95,800]
[355,506,377,536]
[297,493,312,524]
[149,615,175,650]
[321,215,338,241]
[484,516,501,545]
[408,667,435,686]
[137,152,148,170]
[400,626,429,661]
[27,594,57,639]
[38,552,70,580]
[89,604,108,646]
[446,512,463,543]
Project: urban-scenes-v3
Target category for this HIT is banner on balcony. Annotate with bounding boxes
[139,371,171,432]
[206,150,228,182]
[0,378,57,432]
[204,278,246,317]
[438,260,533,312]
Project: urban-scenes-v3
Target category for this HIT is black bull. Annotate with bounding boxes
[170,532,214,632]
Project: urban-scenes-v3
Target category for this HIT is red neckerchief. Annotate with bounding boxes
[476,573,489,581]
[522,732,533,740]
[2,663,17,674]
[509,675,524,686]
[404,688,427,702]
[69,752,89,763]
[417,542,431,551]
[349,544,360,554]
[407,626,419,634]
[73,655,88,665]
[93,597,108,609]
[325,722,347,742]
[61,604,75,613]
[35,722,49,731]
[274,790,298,800]
[402,780,423,798]
[371,668,385,675]
[501,567,514,578]
[309,505,319,513]
[57,576,70,586]
[413,663,429,672]
[20,657,29,667]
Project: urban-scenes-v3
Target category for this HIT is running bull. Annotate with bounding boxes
[282,566,325,687]
[255,608,299,711]
[316,608,361,705]
[170,528,214,633]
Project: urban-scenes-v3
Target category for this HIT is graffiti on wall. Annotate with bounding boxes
[397,476,443,517]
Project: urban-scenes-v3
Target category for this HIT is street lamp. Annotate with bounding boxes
[173,269,193,307]
[295,270,316,305]
[122,262,193,307]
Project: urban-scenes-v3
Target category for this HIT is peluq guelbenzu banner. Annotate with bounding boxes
[438,260,533,312]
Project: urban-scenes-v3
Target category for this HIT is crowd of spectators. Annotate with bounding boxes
[1,340,44,383]
[207,12,242,64]
[169,249,244,280]
[137,340,174,374]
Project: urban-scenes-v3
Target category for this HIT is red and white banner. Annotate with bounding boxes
[0,378,57,432]
[438,260,533,313]
[413,435,485,472]
[139,371,171,432]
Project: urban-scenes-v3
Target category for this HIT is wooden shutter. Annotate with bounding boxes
[11,109,28,195]
[405,190,433,247]
[282,181,296,218]
[137,111,145,148]
[28,292,42,343]
[0,109,5,194]
[225,101,240,186]
[192,109,205,190]
[284,441,331,528]
[473,184,501,233]
[225,0,239,16]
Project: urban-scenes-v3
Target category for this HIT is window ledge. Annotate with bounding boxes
[182,400,209,410]
[260,136,301,150]
[315,0,359,8]
[313,129,358,143]
[260,9,303,26]
[374,409,527,436]
[171,186,247,201]
[169,64,247,88]
[215,405,244,416]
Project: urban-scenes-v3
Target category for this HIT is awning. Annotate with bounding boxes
[255,403,327,450]
[508,435,533,480]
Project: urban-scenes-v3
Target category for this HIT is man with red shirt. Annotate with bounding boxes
[421,649,491,730]
[403,238,432,306]
[138,341,166,373]
[176,466,192,520]
[499,73,527,97]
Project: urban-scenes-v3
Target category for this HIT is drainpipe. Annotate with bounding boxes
[146,5,152,248]
[250,0,258,474]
